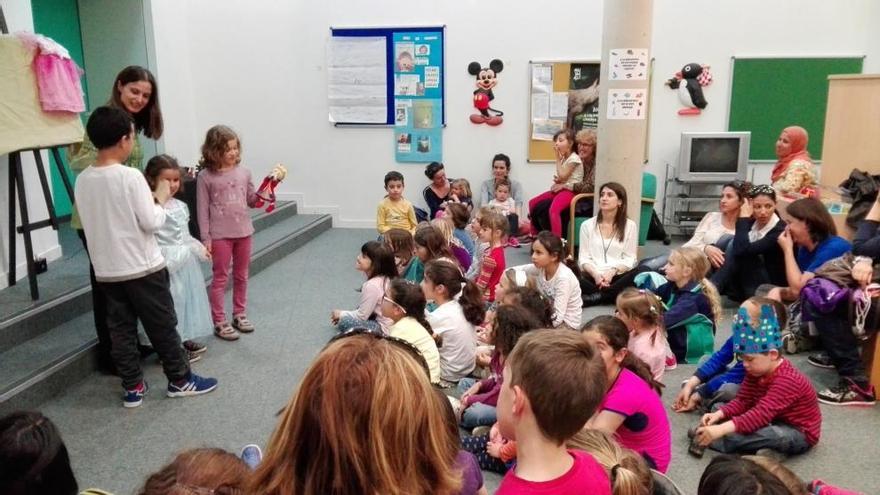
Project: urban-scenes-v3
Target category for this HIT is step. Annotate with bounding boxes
[0,202,299,354]
[0,211,331,416]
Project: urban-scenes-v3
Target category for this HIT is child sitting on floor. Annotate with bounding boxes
[691,299,822,458]
[445,202,476,259]
[382,278,441,385]
[383,228,421,281]
[674,297,788,413]
[567,429,655,495]
[330,241,396,333]
[636,246,721,365]
[474,211,507,303]
[510,231,582,330]
[616,288,669,382]
[495,328,610,494]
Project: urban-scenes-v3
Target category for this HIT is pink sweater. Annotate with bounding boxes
[197,167,257,243]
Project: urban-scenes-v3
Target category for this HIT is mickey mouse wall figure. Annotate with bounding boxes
[468,59,504,125]
[666,63,712,116]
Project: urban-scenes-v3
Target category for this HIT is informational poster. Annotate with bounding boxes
[607,88,647,119]
[567,63,600,132]
[529,62,600,142]
[327,36,388,123]
[393,31,443,162]
[609,48,649,81]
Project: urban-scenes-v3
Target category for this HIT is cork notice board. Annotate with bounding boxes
[527,60,600,162]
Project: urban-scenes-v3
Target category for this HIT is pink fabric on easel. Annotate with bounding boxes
[33,53,84,112]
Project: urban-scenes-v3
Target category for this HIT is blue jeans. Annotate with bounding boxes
[457,378,498,428]
[709,422,810,455]
[337,316,380,333]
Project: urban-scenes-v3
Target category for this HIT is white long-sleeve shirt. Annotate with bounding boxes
[74,163,166,282]
[683,212,735,251]
[512,263,582,329]
[578,217,638,274]
[426,300,477,382]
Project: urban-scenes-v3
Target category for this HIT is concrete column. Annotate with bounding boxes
[595,0,653,229]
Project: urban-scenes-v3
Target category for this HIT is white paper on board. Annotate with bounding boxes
[608,48,649,81]
[424,66,440,88]
[532,118,564,141]
[532,64,552,93]
[606,88,647,120]
[531,94,550,120]
[327,36,388,123]
[550,92,569,118]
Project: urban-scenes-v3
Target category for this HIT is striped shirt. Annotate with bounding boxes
[720,359,822,445]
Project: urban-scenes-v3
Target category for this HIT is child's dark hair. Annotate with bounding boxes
[502,286,554,327]
[534,231,580,276]
[383,228,415,265]
[0,411,78,495]
[493,306,541,358]
[86,106,134,150]
[388,279,433,335]
[361,241,398,280]
[748,296,790,330]
[698,455,790,495]
[507,329,606,444]
[583,315,664,394]
[144,154,182,192]
[414,225,455,263]
[445,203,470,230]
[384,171,404,187]
[200,125,240,171]
[423,260,484,325]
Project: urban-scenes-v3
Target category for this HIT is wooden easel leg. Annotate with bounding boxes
[32,150,58,229]
[7,151,17,287]
[50,147,75,206]
[12,153,39,299]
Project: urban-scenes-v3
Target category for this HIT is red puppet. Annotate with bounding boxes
[253,164,287,213]
[468,59,504,126]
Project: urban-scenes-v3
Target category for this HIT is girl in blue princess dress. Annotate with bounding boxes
[145,155,213,362]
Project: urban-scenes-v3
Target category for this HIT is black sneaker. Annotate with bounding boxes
[807,352,834,369]
[817,378,876,406]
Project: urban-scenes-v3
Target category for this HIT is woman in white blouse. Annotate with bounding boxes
[578,182,639,306]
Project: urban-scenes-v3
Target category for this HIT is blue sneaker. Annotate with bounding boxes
[123,381,148,408]
[166,373,218,398]
[240,444,263,470]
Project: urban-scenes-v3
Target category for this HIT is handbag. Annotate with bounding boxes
[814,253,857,287]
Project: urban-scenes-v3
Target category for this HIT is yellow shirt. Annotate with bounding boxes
[389,316,441,384]
[376,197,417,234]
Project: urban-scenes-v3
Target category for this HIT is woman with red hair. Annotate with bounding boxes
[771,126,816,196]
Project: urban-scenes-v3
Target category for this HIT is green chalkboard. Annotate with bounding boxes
[728,57,863,160]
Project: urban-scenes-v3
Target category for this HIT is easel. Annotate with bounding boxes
[1,5,78,299]
[6,146,77,300]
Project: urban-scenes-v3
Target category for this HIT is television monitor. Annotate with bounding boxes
[678,132,750,182]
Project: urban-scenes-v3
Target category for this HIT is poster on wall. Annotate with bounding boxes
[393,31,443,162]
[327,36,388,124]
[607,88,647,119]
[567,63,600,131]
[608,48,649,81]
[528,62,600,141]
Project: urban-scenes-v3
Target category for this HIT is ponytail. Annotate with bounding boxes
[568,430,653,495]
[388,279,433,336]
[620,353,664,395]
[424,260,485,326]
[700,278,722,328]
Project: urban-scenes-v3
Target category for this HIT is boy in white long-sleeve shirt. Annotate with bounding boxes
[75,107,217,408]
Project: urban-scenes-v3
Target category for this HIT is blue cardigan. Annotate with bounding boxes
[693,335,745,396]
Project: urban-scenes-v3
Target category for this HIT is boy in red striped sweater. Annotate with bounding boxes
[693,299,821,457]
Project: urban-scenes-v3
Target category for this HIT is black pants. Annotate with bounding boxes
[807,299,868,384]
[507,213,519,237]
[710,242,774,300]
[99,268,189,389]
[579,266,646,305]
[77,230,113,366]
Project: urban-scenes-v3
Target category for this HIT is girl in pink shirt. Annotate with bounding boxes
[616,288,669,382]
[582,315,672,473]
[196,125,258,341]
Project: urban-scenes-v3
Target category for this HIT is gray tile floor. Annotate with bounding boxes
[34,229,880,494]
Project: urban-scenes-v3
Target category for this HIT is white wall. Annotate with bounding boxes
[143,1,880,227]
[0,0,62,288]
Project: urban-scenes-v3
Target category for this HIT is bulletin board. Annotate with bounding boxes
[328,26,445,127]
[727,56,863,161]
[527,60,600,162]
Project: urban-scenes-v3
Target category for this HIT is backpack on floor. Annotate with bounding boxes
[668,313,715,364]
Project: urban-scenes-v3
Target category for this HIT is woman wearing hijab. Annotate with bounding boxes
[771,126,816,196]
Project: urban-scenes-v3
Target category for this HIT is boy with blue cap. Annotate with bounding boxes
[691,298,821,458]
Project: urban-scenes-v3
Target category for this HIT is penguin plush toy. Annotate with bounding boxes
[666,63,711,115]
